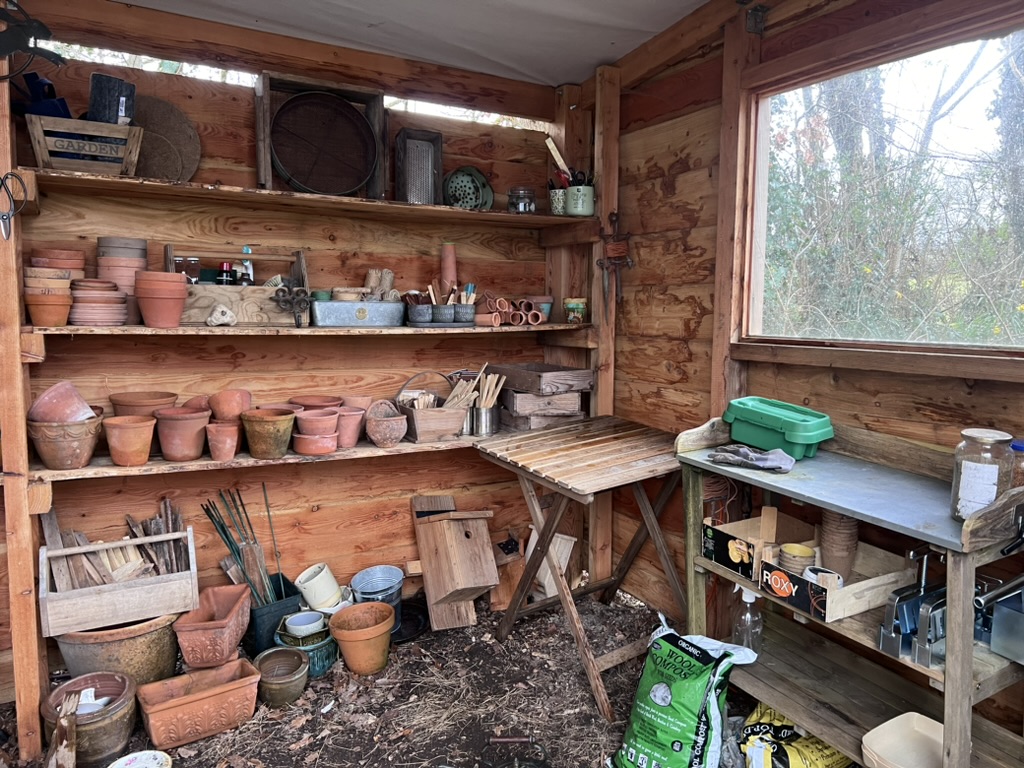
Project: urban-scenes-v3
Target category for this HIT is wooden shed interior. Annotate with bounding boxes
[1,0,1023,765]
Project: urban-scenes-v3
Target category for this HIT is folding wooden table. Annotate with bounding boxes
[476,416,685,719]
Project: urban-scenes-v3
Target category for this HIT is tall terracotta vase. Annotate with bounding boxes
[440,242,457,296]
[103,415,156,467]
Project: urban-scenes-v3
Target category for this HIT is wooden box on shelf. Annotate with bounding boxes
[38,528,199,637]
[486,362,594,395]
[702,506,816,581]
[26,114,143,176]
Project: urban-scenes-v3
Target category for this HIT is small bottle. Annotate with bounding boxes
[951,428,1013,522]
[731,584,762,653]
[215,261,234,286]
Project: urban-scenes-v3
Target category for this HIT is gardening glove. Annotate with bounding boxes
[707,444,795,474]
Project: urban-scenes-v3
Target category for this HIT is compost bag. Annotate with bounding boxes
[613,615,757,768]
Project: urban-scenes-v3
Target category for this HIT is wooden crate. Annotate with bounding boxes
[398,401,468,442]
[255,71,387,200]
[38,528,199,637]
[487,363,594,395]
[26,114,143,175]
[500,390,582,416]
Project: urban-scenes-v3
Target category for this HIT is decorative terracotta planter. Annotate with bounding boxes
[56,614,179,686]
[240,408,295,459]
[209,388,252,421]
[137,294,186,328]
[154,407,211,462]
[103,415,156,467]
[206,421,241,462]
[334,406,365,449]
[172,584,251,668]
[137,659,260,749]
[28,380,95,423]
[366,415,408,448]
[295,408,339,436]
[41,672,137,768]
[28,414,103,469]
[329,602,395,675]
[254,647,309,707]
[289,394,343,409]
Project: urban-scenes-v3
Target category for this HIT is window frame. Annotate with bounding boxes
[725,0,1024,385]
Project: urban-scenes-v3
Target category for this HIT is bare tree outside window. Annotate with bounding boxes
[751,28,1024,349]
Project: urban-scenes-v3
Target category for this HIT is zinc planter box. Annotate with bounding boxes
[136,658,260,749]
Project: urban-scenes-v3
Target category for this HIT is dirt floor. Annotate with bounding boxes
[1,593,664,768]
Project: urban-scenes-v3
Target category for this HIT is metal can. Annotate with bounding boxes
[951,428,1013,521]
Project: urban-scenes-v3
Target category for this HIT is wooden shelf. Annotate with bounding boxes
[28,322,590,337]
[27,168,602,240]
[735,614,1023,767]
[696,555,1024,703]
[28,434,485,486]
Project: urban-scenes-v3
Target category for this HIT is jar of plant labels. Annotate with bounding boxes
[950,428,1013,522]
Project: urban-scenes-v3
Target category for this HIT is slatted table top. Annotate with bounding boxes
[476,416,678,503]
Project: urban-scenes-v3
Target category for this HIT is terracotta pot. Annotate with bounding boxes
[182,394,210,411]
[240,408,295,459]
[134,285,187,299]
[56,614,179,685]
[366,414,408,448]
[29,380,95,423]
[292,431,338,455]
[173,585,251,668]
[138,295,186,328]
[329,602,394,675]
[34,247,87,263]
[257,402,304,413]
[110,391,177,416]
[254,647,309,707]
[289,394,344,409]
[206,421,241,462]
[209,388,253,421]
[26,301,72,327]
[134,270,185,283]
[295,408,339,436]
[154,407,211,462]
[337,395,372,434]
[41,672,137,768]
[28,414,103,469]
[334,406,365,449]
[103,415,156,467]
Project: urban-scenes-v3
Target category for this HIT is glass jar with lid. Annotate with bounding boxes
[950,428,1013,522]
[507,186,536,214]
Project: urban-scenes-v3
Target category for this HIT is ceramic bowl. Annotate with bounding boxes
[284,610,326,638]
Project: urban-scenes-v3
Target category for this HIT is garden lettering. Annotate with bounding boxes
[52,138,121,156]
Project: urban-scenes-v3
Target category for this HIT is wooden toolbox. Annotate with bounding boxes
[38,528,199,636]
[486,363,593,395]
[26,114,143,176]
[396,371,468,443]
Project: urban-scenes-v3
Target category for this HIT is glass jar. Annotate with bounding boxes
[507,186,536,214]
[184,257,201,284]
[950,428,1013,521]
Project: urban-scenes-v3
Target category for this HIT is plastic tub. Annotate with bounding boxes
[722,396,834,459]
[351,565,404,633]
[861,712,942,768]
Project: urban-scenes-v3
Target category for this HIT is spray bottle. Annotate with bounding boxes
[732,583,763,653]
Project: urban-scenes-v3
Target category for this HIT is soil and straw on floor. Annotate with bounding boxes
[1,593,661,768]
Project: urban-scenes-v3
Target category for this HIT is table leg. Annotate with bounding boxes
[683,466,707,636]
[632,479,687,617]
[599,472,680,603]
[943,550,974,767]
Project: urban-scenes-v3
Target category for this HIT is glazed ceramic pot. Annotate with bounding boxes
[55,614,179,686]
[41,672,137,768]
[240,408,295,459]
[329,602,394,675]
[295,408,339,436]
[253,647,309,708]
[154,407,211,462]
[206,422,241,462]
[209,389,253,421]
[334,406,365,449]
[103,415,156,467]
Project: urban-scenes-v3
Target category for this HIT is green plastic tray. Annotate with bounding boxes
[722,397,833,460]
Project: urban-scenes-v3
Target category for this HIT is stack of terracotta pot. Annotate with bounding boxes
[207,388,252,461]
[31,248,86,277]
[136,271,188,329]
[96,236,148,324]
[69,279,128,327]
[23,267,73,327]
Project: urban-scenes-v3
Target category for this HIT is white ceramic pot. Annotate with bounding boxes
[295,562,342,609]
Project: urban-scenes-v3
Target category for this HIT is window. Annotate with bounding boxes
[748,27,1024,350]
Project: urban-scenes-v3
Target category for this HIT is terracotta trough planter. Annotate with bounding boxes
[173,584,251,668]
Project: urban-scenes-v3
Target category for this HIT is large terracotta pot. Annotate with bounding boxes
[329,602,394,675]
[103,415,156,467]
[240,408,295,459]
[154,407,211,461]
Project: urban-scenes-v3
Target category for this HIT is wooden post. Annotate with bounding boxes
[943,551,975,766]
[0,54,46,758]
[683,466,707,636]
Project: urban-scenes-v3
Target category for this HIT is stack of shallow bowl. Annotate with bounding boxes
[31,248,86,279]
[23,267,72,327]
[135,271,188,329]
[69,279,128,327]
[96,237,148,324]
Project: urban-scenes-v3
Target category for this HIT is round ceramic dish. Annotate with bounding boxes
[284,610,326,638]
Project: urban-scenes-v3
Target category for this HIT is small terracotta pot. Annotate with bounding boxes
[292,431,338,455]
[137,295,186,328]
[289,395,344,409]
[154,407,211,462]
[206,422,241,462]
[182,394,210,411]
[134,270,185,283]
[240,408,295,459]
[110,391,178,415]
[209,389,252,421]
[29,380,95,423]
[26,301,72,327]
[103,415,156,467]
[329,602,394,675]
[337,395,372,434]
[295,408,339,436]
[334,406,365,449]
